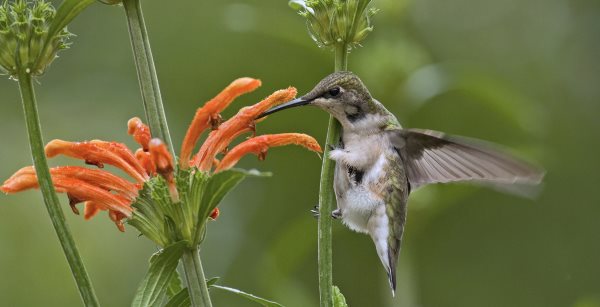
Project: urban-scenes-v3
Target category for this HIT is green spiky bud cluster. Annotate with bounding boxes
[290,0,378,50]
[128,167,267,248]
[0,0,71,77]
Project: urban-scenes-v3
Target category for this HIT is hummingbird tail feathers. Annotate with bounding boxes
[368,205,401,294]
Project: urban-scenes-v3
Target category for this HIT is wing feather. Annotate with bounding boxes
[389,129,544,195]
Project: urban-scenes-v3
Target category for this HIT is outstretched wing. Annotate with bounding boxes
[388,129,544,195]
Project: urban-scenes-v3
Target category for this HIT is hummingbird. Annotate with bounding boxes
[258,71,544,295]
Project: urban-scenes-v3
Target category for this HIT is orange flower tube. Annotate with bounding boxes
[215,133,322,172]
[179,78,262,168]
[1,172,132,217]
[193,87,298,171]
[6,166,139,199]
[135,148,157,176]
[128,117,152,151]
[45,140,149,183]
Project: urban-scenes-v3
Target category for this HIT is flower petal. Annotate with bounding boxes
[180,78,262,168]
[148,138,174,179]
[1,167,38,193]
[83,201,101,220]
[215,133,322,172]
[109,210,127,232]
[1,170,132,217]
[52,177,132,218]
[192,87,298,171]
[135,148,157,176]
[45,139,148,183]
[2,166,139,200]
[128,117,152,151]
[149,138,179,202]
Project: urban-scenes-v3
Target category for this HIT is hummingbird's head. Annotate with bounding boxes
[259,71,389,131]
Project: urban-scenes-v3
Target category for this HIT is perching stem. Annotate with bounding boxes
[122,1,213,305]
[318,42,348,307]
[122,0,174,157]
[16,69,100,307]
[181,247,213,307]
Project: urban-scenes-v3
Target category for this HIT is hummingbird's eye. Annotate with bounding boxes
[328,87,341,97]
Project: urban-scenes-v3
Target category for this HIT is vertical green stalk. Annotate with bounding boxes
[318,42,348,307]
[122,0,174,156]
[181,247,213,307]
[16,69,100,307]
[121,1,211,305]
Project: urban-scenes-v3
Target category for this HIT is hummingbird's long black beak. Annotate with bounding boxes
[257,97,312,119]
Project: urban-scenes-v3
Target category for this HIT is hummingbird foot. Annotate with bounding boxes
[331,208,342,219]
[311,205,319,219]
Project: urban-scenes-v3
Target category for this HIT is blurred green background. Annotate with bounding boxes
[1,0,599,306]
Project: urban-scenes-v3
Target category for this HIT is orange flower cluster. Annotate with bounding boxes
[1,78,321,231]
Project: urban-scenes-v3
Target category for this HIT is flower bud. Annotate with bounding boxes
[0,0,72,77]
[290,0,377,50]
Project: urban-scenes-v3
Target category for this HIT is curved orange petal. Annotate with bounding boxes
[10,166,139,200]
[83,201,102,220]
[1,167,38,193]
[192,87,297,171]
[148,139,174,178]
[52,176,132,218]
[215,133,322,172]
[108,210,127,232]
[180,78,262,168]
[128,117,152,151]
[1,170,132,217]
[149,138,179,202]
[135,148,157,176]
[45,140,148,183]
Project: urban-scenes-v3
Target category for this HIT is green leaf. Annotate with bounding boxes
[164,288,191,307]
[199,169,270,221]
[166,271,184,298]
[132,241,187,307]
[211,285,284,307]
[333,286,348,307]
[192,169,270,244]
[206,277,220,287]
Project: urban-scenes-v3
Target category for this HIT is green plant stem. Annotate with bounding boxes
[16,69,100,307]
[181,247,213,307]
[122,0,174,157]
[318,43,348,307]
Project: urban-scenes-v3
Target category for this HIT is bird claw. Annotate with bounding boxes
[311,205,319,219]
[311,206,342,220]
[331,209,342,219]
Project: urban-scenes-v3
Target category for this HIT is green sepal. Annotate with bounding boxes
[129,167,269,247]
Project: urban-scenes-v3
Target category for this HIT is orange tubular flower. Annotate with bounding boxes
[128,117,152,151]
[216,133,322,172]
[192,87,298,171]
[45,140,148,183]
[1,78,320,234]
[179,78,262,168]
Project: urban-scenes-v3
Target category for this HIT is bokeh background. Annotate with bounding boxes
[1,0,599,306]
